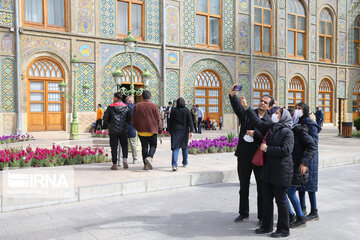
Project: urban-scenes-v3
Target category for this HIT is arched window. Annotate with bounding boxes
[353,81,360,120]
[195,70,222,122]
[121,65,143,84]
[254,0,272,55]
[253,74,273,106]
[319,9,333,62]
[288,76,304,108]
[354,15,360,64]
[318,79,333,123]
[288,0,306,58]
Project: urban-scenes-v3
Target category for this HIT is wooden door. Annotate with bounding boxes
[353,81,360,121]
[27,58,65,131]
[319,79,333,123]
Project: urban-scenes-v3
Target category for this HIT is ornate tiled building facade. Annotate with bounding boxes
[0,0,360,134]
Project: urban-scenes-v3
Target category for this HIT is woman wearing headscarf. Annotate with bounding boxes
[241,97,294,238]
[287,108,316,228]
[169,97,194,171]
[295,102,322,221]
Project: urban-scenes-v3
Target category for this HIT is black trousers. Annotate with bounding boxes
[109,134,128,164]
[95,119,102,131]
[139,134,157,164]
[262,182,289,233]
[237,157,263,220]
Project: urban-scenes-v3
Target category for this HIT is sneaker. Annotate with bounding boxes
[172,166,178,171]
[306,210,319,221]
[143,164,149,170]
[117,160,121,167]
[133,159,140,164]
[289,213,296,224]
[290,216,306,228]
[255,227,272,234]
[123,158,128,169]
[145,157,153,170]
[182,164,187,168]
[234,214,249,222]
[110,164,117,170]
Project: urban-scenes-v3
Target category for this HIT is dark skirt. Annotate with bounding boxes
[171,129,189,150]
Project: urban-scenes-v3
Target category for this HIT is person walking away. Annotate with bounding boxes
[241,99,294,238]
[103,92,131,170]
[169,97,194,171]
[196,105,204,133]
[287,108,316,228]
[315,107,324,127]
[219,116,223,130]
[125,96,140,165]
[296,102,321,221]
[131,90,162,170]
[191,106,198,133]
[229,86,272,225]
[165,101,172,132]
[95,104,103,131]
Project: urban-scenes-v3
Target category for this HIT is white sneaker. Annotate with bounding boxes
[145,157,153,170]
[133,159,140,164]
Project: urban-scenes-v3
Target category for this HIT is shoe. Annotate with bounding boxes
[182,164,187,168]
[117,160,121,167]
[172,166,178,171]
[302,207,307,216]
[145,157,153,170]
[143,164,149,170]
[133,159,140,164]
[289,213,296,224]
[110,164,117,170]
[255,227,273,234]
[234,214,249,222]
[270,230,290,238]
[123,158,128,169]
[290,216,306,228]
[258,219,263,226]
[306,210,319,221]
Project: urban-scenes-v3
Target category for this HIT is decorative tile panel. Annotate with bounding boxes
[318,66,336,81]
[77,0,94,34]
[279,0,286,9]
[77,41,95,61]
[288,63,309,80]
[183,0,195,46]
[279,49,286,57]
[279,9,286,19]
[238,15,249,54]
[165,70,179,104]
[238,74,250,105]
[339,0,347,19]
[77,64,95,112]
[348,71,360,112]
[279,62,286,76]
[338,81,346,98]
[167,50,179,68]
[339,68,345,81]
[311,16,316,25]
[1,58,15,112]
[311,80,316,112]
[279,78,286,107]
[0,12,13,26]
[21,36,70,64]
[311,25,316,52]
[311,53,317,61]
[223,0,235,51]
[339,19,346,32]
[254,60,276,79]
[311,0,317,16]
[0,32,13,54]
[146,0,160,43]
[239,60,249,74]
[166,4,179,45]
[279,19,286,48]
[339,32,346,65]
[101,53,161,107]
[184,59,234,113]
[99,0,116,38]
[239,0,249,13]
[0,0,12,11]
[311,65,316,79]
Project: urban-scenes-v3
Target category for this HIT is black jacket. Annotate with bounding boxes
[169,107,194,149]
[245,108,294,187]
[291,124,316,185]
[103,101,131,135]
[229,94,270,160]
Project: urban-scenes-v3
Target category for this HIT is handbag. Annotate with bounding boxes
[292,168,309,186]
[251,130,270,167]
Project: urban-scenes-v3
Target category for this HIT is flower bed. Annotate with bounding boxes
[0,134,34,144]
[0,145,109,170]
[91,130,109,138]
[188,136,238,154]
[161,130,170,137]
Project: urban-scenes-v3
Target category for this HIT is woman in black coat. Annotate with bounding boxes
[242,98,294,238]
[287,108,316,228]
[169,97,194,171]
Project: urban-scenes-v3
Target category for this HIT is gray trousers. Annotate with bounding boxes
[128,137,138,160]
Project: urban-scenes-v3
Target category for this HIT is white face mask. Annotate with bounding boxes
[271,114,280,123]
[295,109,303,118]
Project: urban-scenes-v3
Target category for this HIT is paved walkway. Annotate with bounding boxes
[0,126,359,212]
[0,163,359,240]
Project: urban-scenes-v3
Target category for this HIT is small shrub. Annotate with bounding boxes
[226,132,236,143]
[354,117,360,131]
[353,131,360,137]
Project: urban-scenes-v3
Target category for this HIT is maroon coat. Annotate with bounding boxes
[131,99,162,135]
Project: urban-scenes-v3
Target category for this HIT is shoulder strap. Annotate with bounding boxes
[262,130,270,143]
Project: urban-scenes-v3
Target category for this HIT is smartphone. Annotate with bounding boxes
[234,85,242,91]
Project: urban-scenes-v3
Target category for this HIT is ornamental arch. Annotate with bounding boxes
[318,78,334,123]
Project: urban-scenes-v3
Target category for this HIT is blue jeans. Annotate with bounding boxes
[172,148,188,167]
[198,117,203,133]
[288,186,304,217]
[299,191,317,212]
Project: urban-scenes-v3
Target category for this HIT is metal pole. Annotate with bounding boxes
[162,0,166,106]
[249,0,254,107]
[338,98,342,136]
[70,70,79,140]
[130,53,134,96]
[15,0,22,134]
